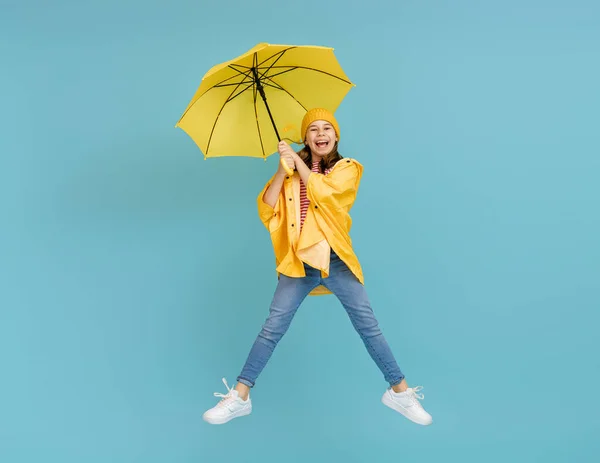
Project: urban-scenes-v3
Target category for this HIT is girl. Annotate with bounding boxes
[202,108,432,426]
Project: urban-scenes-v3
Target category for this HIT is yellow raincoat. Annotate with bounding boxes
[257,158,364,296]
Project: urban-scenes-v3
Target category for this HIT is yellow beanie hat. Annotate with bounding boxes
[301,108,340,142]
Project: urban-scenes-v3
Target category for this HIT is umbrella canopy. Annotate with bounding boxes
[175,42,354,167]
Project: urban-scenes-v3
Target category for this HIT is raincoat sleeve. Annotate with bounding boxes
[306,159,363,211]
[257,176,285,232]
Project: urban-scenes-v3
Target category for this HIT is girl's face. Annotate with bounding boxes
[305,120,338,158]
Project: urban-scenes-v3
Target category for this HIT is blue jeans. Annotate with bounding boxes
[237,251,405,388]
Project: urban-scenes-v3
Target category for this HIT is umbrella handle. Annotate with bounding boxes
[280,157,295,176]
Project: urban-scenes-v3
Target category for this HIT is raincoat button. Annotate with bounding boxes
[291,224,295,227]
[289,198,292,201]
[315,205,318,209]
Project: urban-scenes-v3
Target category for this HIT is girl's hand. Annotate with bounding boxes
[277,141,296,175]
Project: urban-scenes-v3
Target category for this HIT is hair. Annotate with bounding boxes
[296,142,343,173]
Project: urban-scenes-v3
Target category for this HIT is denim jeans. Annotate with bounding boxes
[237,251,405,388]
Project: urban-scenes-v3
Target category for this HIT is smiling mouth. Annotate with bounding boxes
[315,141,329,149]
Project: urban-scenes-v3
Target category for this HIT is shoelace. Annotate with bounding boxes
[213,377,236,406]
[407,386,425,406]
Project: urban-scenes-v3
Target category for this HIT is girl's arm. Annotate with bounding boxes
[262,145,295,208]
[277,140,313,185]
[292,152,312,185]
[262,171,286,208]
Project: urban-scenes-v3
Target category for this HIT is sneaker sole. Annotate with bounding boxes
[381,393,432,426]
[203,405,252,425]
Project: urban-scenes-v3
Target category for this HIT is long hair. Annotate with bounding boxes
[296,142,343,173]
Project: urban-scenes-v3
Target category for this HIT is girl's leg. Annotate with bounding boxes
[321,254,405,387]
[236,272,320,391]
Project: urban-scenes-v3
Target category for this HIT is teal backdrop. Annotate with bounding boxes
[1,0,599,462]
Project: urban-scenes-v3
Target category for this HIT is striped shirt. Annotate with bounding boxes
[300,160,333,230]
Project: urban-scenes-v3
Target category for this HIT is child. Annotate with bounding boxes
[202,108,432,426]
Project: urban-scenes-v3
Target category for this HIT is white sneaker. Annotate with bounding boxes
[382,386,433,425]
[202,378,252,425]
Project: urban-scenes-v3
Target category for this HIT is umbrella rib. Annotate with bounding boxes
[178,68,254,125]
[257,47,295,70]
[210,66,253,88]
[256,60,308,112]
[267,65,353,85]
[258,49,293,81]
[213,73,254,88]
[229,63,252,70]
[226,47,295,73]
[205,78,253,156]
[261,80,307,110]
[256,60,311,114]
[226,82,254,102]
[260,67,296,80]
[260,76,309,113]
[214,81,254,88]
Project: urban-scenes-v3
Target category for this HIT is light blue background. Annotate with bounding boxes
[1,0,599,462]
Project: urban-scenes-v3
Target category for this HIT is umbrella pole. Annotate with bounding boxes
[253,68,294,175]
[252,67,281,141]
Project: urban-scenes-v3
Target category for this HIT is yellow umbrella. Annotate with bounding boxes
[175,42,354,175]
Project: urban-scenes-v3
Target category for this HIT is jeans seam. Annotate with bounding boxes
[345,308,396,382]
[237,278,321,387]
[322,269,402,384]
